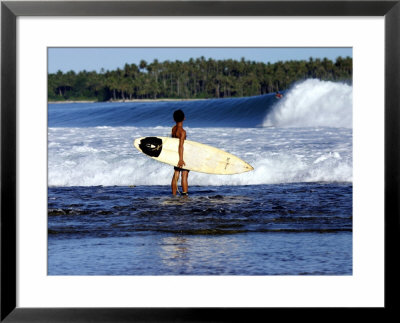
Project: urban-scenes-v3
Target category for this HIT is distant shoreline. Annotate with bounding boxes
[48,98,208,104]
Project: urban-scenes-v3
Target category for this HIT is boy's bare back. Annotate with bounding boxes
[171,125,186,140]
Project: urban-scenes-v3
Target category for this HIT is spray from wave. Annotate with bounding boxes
[263,79,352,128]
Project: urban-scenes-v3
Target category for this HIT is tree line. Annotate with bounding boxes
[48,56,352,101]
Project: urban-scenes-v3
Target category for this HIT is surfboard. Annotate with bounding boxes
[133,136,254,175]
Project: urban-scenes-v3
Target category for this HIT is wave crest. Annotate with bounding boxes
[263,79,352,128]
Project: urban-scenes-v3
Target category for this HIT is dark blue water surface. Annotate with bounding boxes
[48,93,280,128]
[48,183,352,275]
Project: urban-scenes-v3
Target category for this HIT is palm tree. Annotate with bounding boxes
[139,60,147,73]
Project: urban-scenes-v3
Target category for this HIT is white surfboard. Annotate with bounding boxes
[134,136,253,175]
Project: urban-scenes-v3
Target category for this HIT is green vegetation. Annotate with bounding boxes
[48,56,352,102]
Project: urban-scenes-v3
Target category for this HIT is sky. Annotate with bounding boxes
[48,47,352,74]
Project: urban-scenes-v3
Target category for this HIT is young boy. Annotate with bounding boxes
[171,109,189,196]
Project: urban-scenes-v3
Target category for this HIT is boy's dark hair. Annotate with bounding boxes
[173,109,185,123]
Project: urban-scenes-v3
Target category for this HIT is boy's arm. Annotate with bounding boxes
[177,130,186,168]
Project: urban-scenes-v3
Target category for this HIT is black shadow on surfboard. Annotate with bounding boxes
[138,137,163,157]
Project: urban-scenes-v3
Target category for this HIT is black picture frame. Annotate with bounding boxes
[1,1,399,321]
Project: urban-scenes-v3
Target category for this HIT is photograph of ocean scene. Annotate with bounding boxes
[48,48,352,275]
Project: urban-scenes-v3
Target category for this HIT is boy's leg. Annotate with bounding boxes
[171,170,180,195]
[181,170,189,194]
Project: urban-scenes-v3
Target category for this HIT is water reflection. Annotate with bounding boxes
[159,236,190,273]
[159,234,244,275]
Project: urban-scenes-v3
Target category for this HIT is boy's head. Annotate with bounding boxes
[173,109,185,123]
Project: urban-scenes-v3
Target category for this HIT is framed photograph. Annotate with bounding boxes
[2,0,399,321]
[47,46,354,277]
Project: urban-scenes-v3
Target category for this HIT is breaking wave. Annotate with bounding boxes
[263,79,352,128]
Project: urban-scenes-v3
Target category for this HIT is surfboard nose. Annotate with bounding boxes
[246,164,254,172]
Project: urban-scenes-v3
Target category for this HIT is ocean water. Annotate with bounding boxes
[48,79,353,275]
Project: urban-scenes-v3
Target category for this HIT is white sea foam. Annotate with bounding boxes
[263,79,352,128]
[48,126,352,186]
